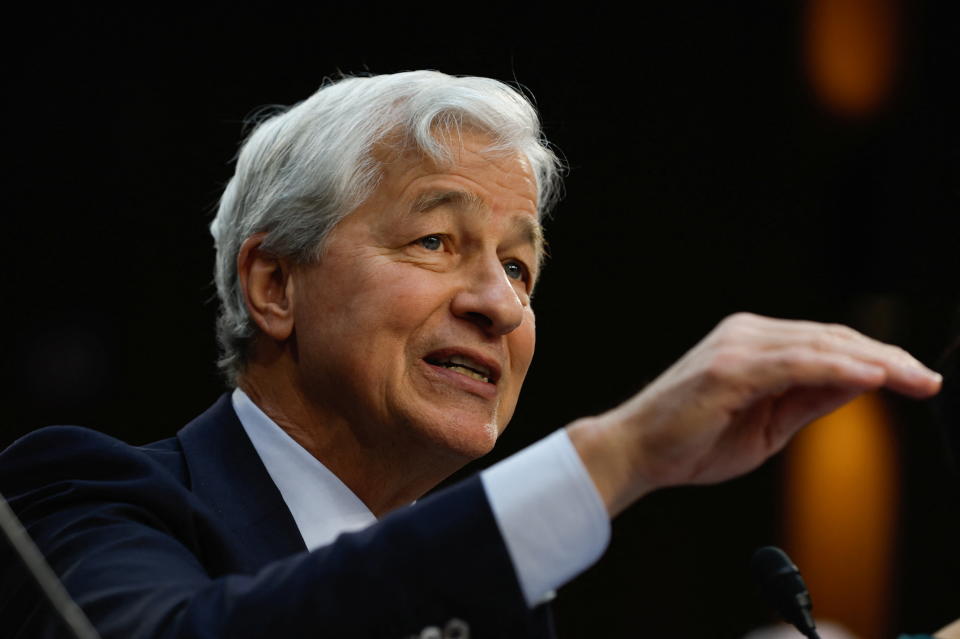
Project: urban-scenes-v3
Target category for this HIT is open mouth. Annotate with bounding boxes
[423,352,497,384]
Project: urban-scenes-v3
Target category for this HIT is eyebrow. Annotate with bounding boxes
[409,189,545,265]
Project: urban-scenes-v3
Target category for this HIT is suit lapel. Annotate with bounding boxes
[177,394,307,572]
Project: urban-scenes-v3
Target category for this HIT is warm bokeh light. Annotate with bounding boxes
[784,393,899,638]
[806,0,899,116]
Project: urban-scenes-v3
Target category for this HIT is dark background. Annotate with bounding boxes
[4,2,959,637]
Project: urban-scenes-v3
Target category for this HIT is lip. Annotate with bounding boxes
[420,347,502,399]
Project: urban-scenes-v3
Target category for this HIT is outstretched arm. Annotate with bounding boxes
[567,313,942,516]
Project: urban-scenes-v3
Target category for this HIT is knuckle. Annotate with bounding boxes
[703,347,744,381]
[714,313,754,345]
[826,323,858,340]
[890,344,910,358]
[722,312,756,328]
[811,333,835,352]
[774,347,826,385]
[776,347,808,375]
[886,344,917,367]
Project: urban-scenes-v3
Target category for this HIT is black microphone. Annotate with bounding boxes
[751,545,820,639]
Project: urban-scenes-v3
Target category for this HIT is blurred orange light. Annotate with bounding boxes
[784,392,899,638]
[806,0,899,116]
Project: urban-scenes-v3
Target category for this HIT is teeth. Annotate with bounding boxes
[445,354,491,378]
[426,353,495,383]
[446,364,491,383]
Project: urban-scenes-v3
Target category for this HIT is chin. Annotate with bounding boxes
[420,414,502,462]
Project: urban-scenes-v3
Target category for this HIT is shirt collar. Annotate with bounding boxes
[231,388,376,550]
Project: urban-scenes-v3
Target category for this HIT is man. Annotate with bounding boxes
[0,71,942,638]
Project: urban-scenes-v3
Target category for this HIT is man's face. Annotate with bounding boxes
[288,133,540,463]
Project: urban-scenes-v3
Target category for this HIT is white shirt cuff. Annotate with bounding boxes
[480,428,610,607]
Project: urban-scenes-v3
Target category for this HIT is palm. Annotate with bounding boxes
[686,385,861,486]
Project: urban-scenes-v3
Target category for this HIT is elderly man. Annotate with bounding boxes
[0,71,942,638]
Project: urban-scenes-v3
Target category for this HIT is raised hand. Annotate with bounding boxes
[567,313,942,517]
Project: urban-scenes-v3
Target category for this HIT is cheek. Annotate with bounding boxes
[497,318,536,431]
[326,267,449,355]
[510,312,537,378]
[372,268,451,333]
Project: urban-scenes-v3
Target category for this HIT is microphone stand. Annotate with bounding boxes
[0,491,101,639]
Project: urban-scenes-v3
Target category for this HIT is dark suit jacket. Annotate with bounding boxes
[0,394,555,638]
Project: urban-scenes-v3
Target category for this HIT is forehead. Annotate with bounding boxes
[373,133,543,249]
[377,130,537,198]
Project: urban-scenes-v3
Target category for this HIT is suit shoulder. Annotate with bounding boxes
[0,425,188,502]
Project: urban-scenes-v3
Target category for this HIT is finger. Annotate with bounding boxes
[746,387,864,461]
[716,315,941,397]
[718,313,914,361]
[740,348,888,396]
[769,386,863,436]
[876,362,943,397]
[748,345,941,399]
[732,315,920,367]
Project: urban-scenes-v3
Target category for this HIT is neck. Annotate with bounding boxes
[238,354,466,517]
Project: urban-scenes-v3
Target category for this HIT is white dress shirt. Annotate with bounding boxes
[231,388,610,607]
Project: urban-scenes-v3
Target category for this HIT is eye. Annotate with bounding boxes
[503,259,528,282]
[416,235,444,251]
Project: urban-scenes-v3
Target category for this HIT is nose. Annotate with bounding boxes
[450,256,526,336]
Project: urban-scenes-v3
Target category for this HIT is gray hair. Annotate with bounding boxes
[210,70,563,385]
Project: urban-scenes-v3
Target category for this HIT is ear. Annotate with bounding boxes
[237,233,295,341]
